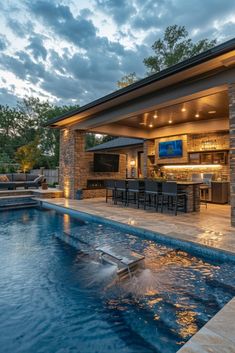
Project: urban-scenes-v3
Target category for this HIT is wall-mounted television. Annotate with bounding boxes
[94,153,119,172]
[159,140,183,158]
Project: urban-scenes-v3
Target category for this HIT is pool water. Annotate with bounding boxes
[0,208,235,353]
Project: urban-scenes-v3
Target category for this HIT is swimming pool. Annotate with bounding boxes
[0,208,235,353]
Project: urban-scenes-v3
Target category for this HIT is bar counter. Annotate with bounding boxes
[126,179,202,213]
[176,181,202,212]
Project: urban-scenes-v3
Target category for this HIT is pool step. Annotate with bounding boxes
[0,196,38,210]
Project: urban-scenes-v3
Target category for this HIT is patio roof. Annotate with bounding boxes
[87,137,144,151]
[46,38,235,132]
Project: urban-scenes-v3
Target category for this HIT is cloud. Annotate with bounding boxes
[0,0,235,107]
[0,87,18,106]
[7,18,34,38]
[40,73,84,100]
[0,51,46,83]
[28,1,97,49]
[26,34,47,60]
[0,34,9,51]
[95,0,136,25]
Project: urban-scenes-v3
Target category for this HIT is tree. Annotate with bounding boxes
[0,105,23,158]
[15,138,41,172]
[0,96,80,168]
[101,135,115,143]
[117,72,138,88]
[143,25,216,74]
[85,133,102,150]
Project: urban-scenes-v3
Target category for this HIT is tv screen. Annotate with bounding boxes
[159,140,183,158]
[94,153,119,172]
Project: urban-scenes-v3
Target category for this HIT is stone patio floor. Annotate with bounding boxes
[41,197,235,255]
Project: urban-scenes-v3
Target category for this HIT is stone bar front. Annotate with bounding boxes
[177,182,201,213]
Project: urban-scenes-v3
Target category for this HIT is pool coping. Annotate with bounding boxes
[39,199,235,353]
[39,200,235,263]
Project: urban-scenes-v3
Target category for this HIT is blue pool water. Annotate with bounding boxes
[0,208,235,353]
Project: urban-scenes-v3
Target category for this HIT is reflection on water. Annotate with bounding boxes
[72,234,229,346]
[1,208,235,353]
[176,309,198,338]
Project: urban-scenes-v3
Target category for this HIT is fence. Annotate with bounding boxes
[31,168,59,185]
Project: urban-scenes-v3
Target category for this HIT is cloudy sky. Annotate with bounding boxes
[0,0,235,107]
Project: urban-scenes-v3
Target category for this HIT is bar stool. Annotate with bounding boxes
[126,180,145,208]
[105,180,116,203]
[200,185,209,208]
[115,180,127,205]
[144,180,162,211]
[161,182,187,215]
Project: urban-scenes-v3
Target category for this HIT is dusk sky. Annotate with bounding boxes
[0,0,235,107]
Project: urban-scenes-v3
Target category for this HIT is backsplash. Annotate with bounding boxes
[188,132,229,152]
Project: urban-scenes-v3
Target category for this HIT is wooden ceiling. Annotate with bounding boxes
[113,91,229,130]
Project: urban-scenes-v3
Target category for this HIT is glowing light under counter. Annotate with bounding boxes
[162,164,222,169]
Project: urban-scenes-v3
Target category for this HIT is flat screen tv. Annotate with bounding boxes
[94,153,119,172]
[159,140,183,158]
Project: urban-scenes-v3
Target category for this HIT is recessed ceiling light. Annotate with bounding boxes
[153,113,158,119]
[208,110,216,114]
[149,123,153,128]
[195,113,199,118]
[181,107,186,112]
[168,119,172,124]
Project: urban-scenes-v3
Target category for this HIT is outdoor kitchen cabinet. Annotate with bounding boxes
[211,182,229,204]
[188,151,228,165]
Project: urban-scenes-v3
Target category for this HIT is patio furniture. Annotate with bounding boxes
[126,180,145,208]
[161,182,187,215]
[105,180,116,203]
[0,173,45,190]
[115,180,127,205]
[144,180,162,211]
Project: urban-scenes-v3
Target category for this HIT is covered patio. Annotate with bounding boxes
[47,39,235,226]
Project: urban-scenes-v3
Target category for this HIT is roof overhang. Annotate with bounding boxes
[46,38,235,130]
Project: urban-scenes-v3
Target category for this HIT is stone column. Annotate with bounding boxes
[228,84,235,226]
[59,129,86,199]
[143,139,155,178]
[143,140,148,178]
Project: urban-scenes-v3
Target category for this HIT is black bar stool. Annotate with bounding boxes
[144,180,162,211]
[161,182,187,215]
[115,180,127,205]
[105,180,116,203]
[126,180,145,208]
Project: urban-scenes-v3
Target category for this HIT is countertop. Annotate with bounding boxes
[176,181,203,185]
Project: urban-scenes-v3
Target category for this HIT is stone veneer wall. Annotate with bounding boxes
[187,132,229,151]
[154,132,230,181]
[228,84,235,226]
[162,165,229,181]
[59,129,86,199]
[143,139,155,178]
[59,129,126,199]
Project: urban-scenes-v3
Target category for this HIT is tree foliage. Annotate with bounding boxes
[0,97,80,168]
[0,97,116,168]
[15,138,41,172]
[117,72,138,88]
[143,25,216,74]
